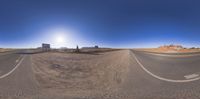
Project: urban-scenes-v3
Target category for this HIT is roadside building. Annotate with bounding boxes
[42,43,51,51]
[94,45,99,48]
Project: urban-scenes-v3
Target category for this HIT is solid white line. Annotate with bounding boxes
[131,51,200,83]
[0,55,24,79]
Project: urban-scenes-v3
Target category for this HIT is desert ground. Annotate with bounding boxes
[1,48,200,99]
[0,48,14,53]
[31,50,129,98]
[0,49,131,99]
[137,47,200,53]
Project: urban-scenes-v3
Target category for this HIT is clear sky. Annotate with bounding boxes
[0,0,200,48]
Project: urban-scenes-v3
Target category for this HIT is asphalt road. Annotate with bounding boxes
[0,51,21,77]
[117,50,200,99]
[133,50,200,80]
[0,51,38,99]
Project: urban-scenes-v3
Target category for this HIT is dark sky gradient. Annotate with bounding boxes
[0,0,200,48]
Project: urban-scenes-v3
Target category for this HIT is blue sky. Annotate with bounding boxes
[0,0,200,48]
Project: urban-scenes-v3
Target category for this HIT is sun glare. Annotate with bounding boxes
[55,36,65,43]
[44,27,78,48]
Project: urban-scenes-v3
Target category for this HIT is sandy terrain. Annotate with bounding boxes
[31,50,129,98]
[0,48,14,53]
[136,48,200,53]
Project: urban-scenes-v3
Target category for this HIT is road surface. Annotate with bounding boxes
[0,52,21,77]
[116,50,200,99]
[0,51,38,99]
[1,50,200,99]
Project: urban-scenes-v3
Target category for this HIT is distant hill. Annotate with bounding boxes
[137,44,200,53]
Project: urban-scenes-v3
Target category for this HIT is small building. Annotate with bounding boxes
[94,45,99,48]
[82,45,99,49]
[42,43,51,51]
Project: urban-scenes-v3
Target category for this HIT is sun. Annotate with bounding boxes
[47,28,76,48]
[55,36,65,43]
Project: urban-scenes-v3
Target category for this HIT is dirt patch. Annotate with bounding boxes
[31,50,129,97]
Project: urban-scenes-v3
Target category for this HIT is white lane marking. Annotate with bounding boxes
[184,74,199,79]
[131,51,200,83]
[0,56,24,79]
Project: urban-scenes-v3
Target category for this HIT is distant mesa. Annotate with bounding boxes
[159,44,183,51]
